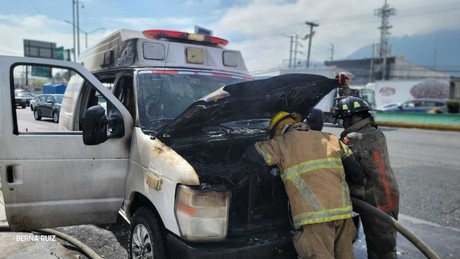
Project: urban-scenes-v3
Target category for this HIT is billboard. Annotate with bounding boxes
[23,40,69,77]
[24,39,58,59]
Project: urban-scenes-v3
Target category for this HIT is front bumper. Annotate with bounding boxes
[167,229,297,259]
[15,100,29,106]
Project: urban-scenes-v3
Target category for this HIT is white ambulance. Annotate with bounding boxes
[0,29,340,258]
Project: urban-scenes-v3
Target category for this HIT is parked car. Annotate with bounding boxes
[14,89,34,108]
[377,102,400,111]
[33,94,64,123]
[379,98,446,113]
[29,94,44,111]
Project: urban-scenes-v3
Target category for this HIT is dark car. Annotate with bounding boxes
[14,90,34,108]
[380,98,447,113]
[33,94,64,123]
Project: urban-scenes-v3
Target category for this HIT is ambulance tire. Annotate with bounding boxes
[129,207,166,259]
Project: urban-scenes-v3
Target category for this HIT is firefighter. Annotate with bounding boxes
[244,111,366,259]
[333,96,400,259]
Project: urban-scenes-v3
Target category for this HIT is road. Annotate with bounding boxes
[323,124,460,259]
[6,110,460,258]
[322,124,460,230]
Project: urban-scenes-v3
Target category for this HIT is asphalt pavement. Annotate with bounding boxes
[1,187,459,258]
[0,191,78,258]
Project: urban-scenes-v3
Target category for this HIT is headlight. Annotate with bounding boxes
[175,185,231,241]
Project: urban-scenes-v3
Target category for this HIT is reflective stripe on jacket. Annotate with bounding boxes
[254,123,352,228]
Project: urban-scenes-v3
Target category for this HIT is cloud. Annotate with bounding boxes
[0,0,458,75]
[210,0,378,73]
[113,17,193,29]
[0,15,70,56]
[208,0,460,74]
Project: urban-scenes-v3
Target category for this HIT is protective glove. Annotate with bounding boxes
[336,72,350,86]
[336,72,352,97]
[349,185,365,200]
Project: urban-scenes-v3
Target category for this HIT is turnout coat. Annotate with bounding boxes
[245,123,364,229]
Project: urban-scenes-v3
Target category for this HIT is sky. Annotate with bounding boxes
[0,0,459,75]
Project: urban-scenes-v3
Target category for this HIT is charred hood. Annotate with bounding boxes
[156,73,338,136]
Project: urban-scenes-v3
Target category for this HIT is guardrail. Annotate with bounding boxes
[374,111,460,131]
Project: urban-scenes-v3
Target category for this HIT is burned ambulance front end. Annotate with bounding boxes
[143,74,339,258]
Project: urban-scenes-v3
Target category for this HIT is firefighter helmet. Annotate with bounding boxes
[268,111,301,138]
[333,96,371,118]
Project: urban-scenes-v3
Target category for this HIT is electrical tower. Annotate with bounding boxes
[375,0,396,59]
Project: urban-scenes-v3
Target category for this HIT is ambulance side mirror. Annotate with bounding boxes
[82,105,108,145]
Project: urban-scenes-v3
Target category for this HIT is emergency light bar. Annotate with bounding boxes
[143,29,229,46]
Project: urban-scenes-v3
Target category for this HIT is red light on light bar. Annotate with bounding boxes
[143,29,228,46]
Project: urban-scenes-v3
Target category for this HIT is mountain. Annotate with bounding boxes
[347,29,460,77]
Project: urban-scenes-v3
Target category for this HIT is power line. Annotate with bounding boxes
[241,2,460,43]
[313,2,460,28]
[240,2,460,74]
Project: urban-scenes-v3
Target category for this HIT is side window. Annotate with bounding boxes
[113,75,135,119]
[11,64,111,134]
[406,101,415,107]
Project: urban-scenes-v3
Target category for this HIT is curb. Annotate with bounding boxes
[374,111,460,131]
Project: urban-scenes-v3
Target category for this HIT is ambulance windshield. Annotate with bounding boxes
[136,70,248,133]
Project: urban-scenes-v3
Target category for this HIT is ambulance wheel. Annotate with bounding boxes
[128,207,166,259]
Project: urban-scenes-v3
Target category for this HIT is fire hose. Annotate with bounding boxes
[0,226,103,259]
[351,197,440,259]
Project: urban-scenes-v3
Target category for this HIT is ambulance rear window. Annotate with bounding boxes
[143,42,166,60]
[186,47,205,64]
[223,51,238,67]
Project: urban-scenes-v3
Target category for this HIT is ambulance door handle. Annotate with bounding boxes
[6,165,15,183]
[5,165,23,190]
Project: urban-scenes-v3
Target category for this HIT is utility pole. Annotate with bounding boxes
[293,34,299,68]
[71,0,82,60]
[72,0,76,61]
[288,35,303,68]
[289,36,293,68]
[375,0,396,80]
[304,21,319,68]
[329,43,334,61]
[82,28,105,48]
[76,0,80,57]
[369,44,376,83]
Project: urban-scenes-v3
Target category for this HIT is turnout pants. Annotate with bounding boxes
[359,207,399,259]
[293,218,356,259]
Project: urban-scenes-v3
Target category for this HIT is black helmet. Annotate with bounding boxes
[333,96,371,118]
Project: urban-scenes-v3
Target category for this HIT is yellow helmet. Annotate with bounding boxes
[268,111,301,138]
